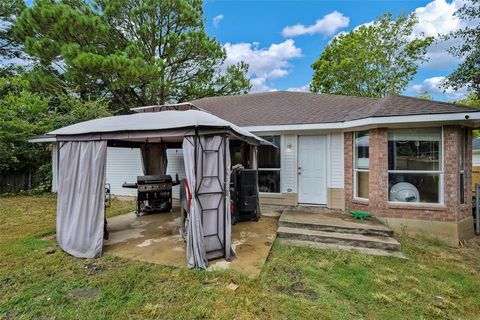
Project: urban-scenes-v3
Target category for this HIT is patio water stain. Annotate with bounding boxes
[104,208,278,276]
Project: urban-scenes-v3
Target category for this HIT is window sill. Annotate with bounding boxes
[352,198,369,205]
[387,202,446,211]
[259,192,283,197]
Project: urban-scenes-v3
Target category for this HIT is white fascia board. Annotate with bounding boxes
[241,112,480,133]
[28,136,57,143]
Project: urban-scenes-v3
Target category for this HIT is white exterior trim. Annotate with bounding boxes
[243,112,480,133]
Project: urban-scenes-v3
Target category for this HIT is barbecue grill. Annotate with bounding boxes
[123,175,179,216]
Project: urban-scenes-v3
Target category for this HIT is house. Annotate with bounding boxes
[473,138,480,189]
[50,91,480,245]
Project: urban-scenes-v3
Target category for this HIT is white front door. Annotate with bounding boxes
[298,135,327,205]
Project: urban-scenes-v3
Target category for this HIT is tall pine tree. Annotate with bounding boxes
[15,0,251,112]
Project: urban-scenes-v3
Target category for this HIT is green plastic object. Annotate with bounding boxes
[350,210,371,220]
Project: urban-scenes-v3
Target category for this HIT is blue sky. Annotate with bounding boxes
[203,0,471,101]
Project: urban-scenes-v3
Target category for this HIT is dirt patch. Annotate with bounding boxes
[83,263,105,275]
[68,288,101,300]
[275,269,318,300]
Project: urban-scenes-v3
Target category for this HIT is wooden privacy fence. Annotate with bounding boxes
[0,171,40,193]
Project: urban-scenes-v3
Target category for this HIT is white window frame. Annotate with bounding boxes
[387,127,444,205]
[353,131,369,200]
[258,135,281,194]
[460,127,466,204]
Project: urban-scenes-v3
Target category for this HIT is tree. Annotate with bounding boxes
[417,91,433,100]
[0,0,26,75]
[310,13,433,98]
[0,75,111,176]
[14,0,251,112]
[456,92,480,138]
[444,0,480,98]
[457,92,480,109]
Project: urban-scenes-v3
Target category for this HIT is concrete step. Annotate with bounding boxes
[279,214,394,237]
[277,226,401,251]
[278,239,407,259]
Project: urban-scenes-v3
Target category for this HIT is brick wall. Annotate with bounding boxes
[345,126,472,223]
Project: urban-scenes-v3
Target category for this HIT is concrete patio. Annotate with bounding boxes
[103,206,278,276]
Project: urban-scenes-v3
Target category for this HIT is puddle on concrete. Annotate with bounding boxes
[231,238,246,252]
[106,228,145,245]
[137,239,154,247]
[130,220,150,228]
[136,235,184,248]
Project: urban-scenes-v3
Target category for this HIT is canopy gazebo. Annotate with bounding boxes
[45,106,269,269]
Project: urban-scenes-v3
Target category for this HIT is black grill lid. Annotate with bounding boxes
[137,175,172,184]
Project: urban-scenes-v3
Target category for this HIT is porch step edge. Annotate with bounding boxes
[278,220,394,237]
[277,226,401,251]
[278,239,407,259]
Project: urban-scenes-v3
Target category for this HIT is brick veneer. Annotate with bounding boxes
[344,126,472,223]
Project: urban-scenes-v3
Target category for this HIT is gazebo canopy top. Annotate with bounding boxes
[48,109,269,146]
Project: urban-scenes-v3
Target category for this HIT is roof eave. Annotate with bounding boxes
[241,111,480,133]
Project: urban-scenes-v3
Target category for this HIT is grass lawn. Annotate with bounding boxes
[1,194,479,319]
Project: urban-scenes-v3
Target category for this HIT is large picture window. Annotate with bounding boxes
[258,136,281,193]
[388,128,443,204]
[354,131,369,199]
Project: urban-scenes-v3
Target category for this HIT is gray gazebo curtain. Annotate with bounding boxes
[56,141,107,258]
[140,144,168,175]
[183,134,232,269]
[183,136,207,268]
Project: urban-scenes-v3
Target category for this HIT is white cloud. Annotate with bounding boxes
[282,11,350,37]
[223,39,302,92]
[411,0,480,70]
[287,83,310,92]
[338,0,476,71]
[410,76,446,93]
[409,76,468,100]
[213,14,224,28]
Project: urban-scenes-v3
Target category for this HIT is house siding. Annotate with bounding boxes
[281,134,297,193]
[166,149,186,198]
[106,147,143,196]
[257,132,345,208]
[473,151,480,166]
[328,132,344,189]
[472,151,480,191]
[51,143,58,193]
[52,147,187,198]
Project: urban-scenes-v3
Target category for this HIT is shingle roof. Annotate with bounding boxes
[189,91,479,127]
